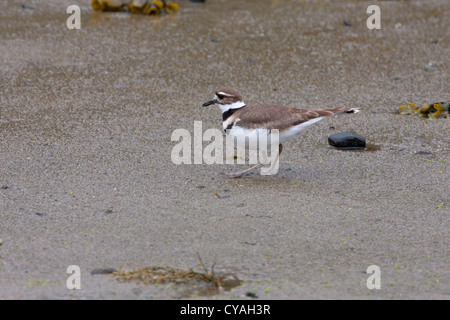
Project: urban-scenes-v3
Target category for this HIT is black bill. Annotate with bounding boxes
[202,99,217,107]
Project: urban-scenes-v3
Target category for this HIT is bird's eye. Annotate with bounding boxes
[217,94,225,100]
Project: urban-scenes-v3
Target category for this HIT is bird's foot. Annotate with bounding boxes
[222,172,245,178]
[222,164,263,178]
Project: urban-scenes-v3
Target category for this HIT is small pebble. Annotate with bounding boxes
[245,291,258,298]
[343,20,352,27]
[22,4,35,10]
[91,268,117,275]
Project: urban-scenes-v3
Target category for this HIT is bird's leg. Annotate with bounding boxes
[223,144,284,178]
[262,144,283,175]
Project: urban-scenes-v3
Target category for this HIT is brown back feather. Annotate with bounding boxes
[232,105,352,130]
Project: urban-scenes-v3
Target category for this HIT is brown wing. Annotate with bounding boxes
[233,105,349,130]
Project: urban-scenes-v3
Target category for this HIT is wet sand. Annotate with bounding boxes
[0,0,449,299]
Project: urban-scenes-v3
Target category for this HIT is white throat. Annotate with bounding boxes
[219,101,246,113]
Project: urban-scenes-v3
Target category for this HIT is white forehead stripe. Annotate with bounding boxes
[217,92,233,97]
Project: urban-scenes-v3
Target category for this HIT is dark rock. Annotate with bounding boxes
[210,39,220,43]
[328,131,366,149]
[105,209,113,214]
[343,20,352,27]
[35,212,46,217]
[245,291,258,298]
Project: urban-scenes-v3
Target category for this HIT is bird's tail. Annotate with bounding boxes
[328,106,360,116]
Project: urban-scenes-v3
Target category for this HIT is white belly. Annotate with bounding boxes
[226,126,273,150]
[225,117,324,148]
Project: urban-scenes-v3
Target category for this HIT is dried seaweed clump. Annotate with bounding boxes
[92,0,179,14]
[399,102,449,118]
[114,265,237,289]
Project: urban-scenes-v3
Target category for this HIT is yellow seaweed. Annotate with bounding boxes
[92,0,127,11]
[129,0,146,13]
[152,0,164,10]
[92,0,179,14]
[399,101,449,119]
[92,0,106,11]
[399,104,413,115]
[166,3,179,11]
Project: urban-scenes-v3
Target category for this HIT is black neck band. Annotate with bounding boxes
[222,105,245,121]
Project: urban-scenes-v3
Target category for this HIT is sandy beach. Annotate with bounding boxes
[0,0,448,299]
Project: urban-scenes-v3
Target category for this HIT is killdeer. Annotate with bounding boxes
[202,88,359,177]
